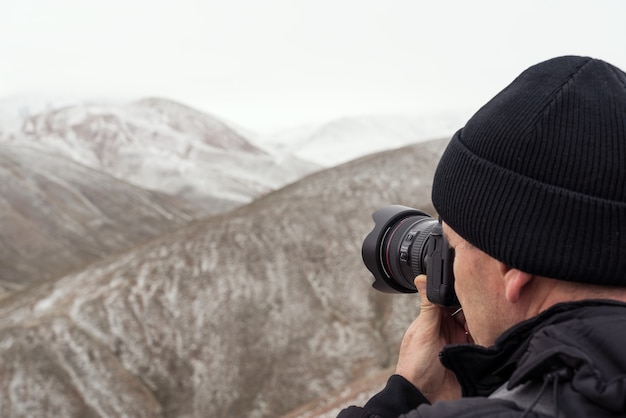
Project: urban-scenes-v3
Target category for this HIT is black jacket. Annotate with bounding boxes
[338,300,626,417]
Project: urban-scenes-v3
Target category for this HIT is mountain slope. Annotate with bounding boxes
[0,143,204,295]
[3,98,319,213]
[0,138,450,418]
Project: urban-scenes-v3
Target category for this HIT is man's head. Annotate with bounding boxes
[432,56,626,345]
[432,56,626,286]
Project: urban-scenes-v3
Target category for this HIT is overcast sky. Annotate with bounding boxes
[1,0,626,131]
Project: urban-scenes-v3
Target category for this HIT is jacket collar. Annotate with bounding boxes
[438,299,626,397]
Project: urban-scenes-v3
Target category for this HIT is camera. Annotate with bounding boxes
[362,205,458,307]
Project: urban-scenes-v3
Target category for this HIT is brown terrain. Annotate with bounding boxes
[0,143,204,295]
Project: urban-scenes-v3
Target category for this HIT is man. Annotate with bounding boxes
[338,55,626,417]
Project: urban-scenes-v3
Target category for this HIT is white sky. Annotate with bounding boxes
[1,0,626,131]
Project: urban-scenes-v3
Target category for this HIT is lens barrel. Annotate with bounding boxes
[362,205,438,293]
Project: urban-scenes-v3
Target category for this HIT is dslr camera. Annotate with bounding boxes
[362,205,458,307]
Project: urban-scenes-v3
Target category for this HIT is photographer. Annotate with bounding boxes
[339,56,626,417]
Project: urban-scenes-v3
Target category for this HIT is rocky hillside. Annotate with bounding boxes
[0,138,449,418]
[280,368,393,418]
[0,143,204,295]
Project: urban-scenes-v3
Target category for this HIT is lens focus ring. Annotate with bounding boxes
[410,223,433,277]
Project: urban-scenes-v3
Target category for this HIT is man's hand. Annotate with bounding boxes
[395,274,469,402]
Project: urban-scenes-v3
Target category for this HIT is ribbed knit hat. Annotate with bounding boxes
[432,56,626,286]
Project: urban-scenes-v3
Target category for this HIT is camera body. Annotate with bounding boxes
[362,205,458,307]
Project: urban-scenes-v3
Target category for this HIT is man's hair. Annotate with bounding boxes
[432,56,626,287]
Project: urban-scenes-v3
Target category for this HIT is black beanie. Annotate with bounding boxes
[432,56,626,286]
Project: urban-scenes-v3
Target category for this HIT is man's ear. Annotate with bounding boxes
[497,262,534,303]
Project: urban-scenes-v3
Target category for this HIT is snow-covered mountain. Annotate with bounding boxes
[1,95,468,215]
[1,98,320,213]
[254,111,467,166]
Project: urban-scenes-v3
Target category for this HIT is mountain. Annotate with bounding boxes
[0,143,204,296]
[1,98,320,213]
[0,137,450,418]
[254,112,465,167]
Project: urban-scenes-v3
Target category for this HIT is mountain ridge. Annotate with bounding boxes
[255,112,463,166]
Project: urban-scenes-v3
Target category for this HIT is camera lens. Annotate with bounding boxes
[362,205,438,293]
